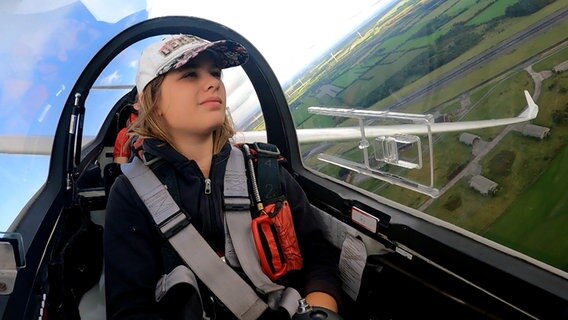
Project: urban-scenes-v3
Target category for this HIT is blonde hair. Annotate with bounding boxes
[128,75,235,155]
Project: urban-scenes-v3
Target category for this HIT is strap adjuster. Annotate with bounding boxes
[253,142,280,156]
[224,196,250,211]
[158,210,191,238]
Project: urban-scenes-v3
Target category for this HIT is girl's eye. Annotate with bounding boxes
[211,70,222,79]
[183,71,197,78]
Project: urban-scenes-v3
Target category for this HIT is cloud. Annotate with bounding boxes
[1,80,32,106]
[100,70,121,85]
[80,0,146,23]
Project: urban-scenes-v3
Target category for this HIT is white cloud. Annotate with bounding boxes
[100,70,121,85]
[80,0,146,23]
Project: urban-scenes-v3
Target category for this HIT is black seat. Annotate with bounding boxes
[47,206,104,319]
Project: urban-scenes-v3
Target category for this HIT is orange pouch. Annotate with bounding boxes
[251,200,303,281]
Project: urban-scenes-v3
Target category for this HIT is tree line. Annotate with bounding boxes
[505,0,556,17]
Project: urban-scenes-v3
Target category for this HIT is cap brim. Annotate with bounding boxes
[158,40,249,76]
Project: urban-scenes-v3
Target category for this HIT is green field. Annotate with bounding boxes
[533,46,568,72]
[467,0,517,25]
[289,0,568,272]
[350,70,534,207]
[426,72,568,266]
[460,71,533,140]
[484,145,568,270]
[452,0,494,25]
[426,179,507,234]
[374,1,568,111]
[339,48,427,107]
[445,0,476,17]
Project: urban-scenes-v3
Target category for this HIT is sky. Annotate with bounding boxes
[146,0,396,83]
[0,0,397,231]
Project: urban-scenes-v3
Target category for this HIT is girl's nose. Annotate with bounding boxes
[204,74,221,91]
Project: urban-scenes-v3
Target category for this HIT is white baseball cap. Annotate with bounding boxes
[135,34,249,94]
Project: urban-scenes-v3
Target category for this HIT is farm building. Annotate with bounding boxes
[553,61,568,73]
[521,124,550,140]
[316,84,342,99]
[459,133,480,145]
[469,175,499,196]
[432,111,450,123]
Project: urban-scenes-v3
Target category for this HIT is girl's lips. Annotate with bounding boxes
[201,97,222,104]
[200,98,223,109]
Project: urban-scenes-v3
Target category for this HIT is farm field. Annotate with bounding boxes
[291,0,568,272]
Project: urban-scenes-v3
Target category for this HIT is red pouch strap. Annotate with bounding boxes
[251,201,303,281]
[266,201,303,273]
[251,214,287,281]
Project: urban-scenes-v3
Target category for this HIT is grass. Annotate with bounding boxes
[467,0,517,26]
[425,179,506,234]
[535,73,568,126]
[451,0,494,25]
[445,0,474,17]
[333,64,371,88]
[484,145,568,270]
[533,46,568,72]
[386,47,539,117]
[374,2,568,110]
[339,48,427,107]
[369,72,568,269]
[368,132,472,208]
[459,71,533,140]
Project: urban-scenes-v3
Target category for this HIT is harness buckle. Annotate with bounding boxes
[252,142,280,156]
[224,196,251,211]
[158,210,191,239]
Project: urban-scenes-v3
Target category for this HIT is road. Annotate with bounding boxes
[418,125,517,211]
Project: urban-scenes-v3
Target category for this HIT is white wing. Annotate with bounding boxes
[0,91,538,155]
[236,90,538,143]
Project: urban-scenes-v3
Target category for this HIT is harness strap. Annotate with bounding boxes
[122,158,268,320]
[155,265,201,303]
[253,142,283,204]
[155,265,211,319]
[224,146,301,318]
[224,146,284,294]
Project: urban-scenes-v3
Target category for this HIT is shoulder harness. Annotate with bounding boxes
[121,143,302,320]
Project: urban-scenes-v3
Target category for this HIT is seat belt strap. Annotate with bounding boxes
[224,146,285,295]
[155,265,201,303]
[122,158,268,320]
[155,265,211,320]
[225,146,301,318]
[252,142,283,204]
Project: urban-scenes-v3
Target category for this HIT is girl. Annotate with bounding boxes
[104,34,341,319]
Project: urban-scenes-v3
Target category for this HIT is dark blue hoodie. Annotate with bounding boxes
[104,139,341,319]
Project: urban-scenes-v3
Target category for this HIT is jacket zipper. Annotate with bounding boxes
[204,178,212,195]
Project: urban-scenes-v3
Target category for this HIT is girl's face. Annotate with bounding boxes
[157,53,227,142]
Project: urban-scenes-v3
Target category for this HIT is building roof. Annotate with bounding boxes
[522,124,550,139]
[459,132,480,145]
[316,84,342,98]
[469,175,498,195]
[553,61,568,73]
